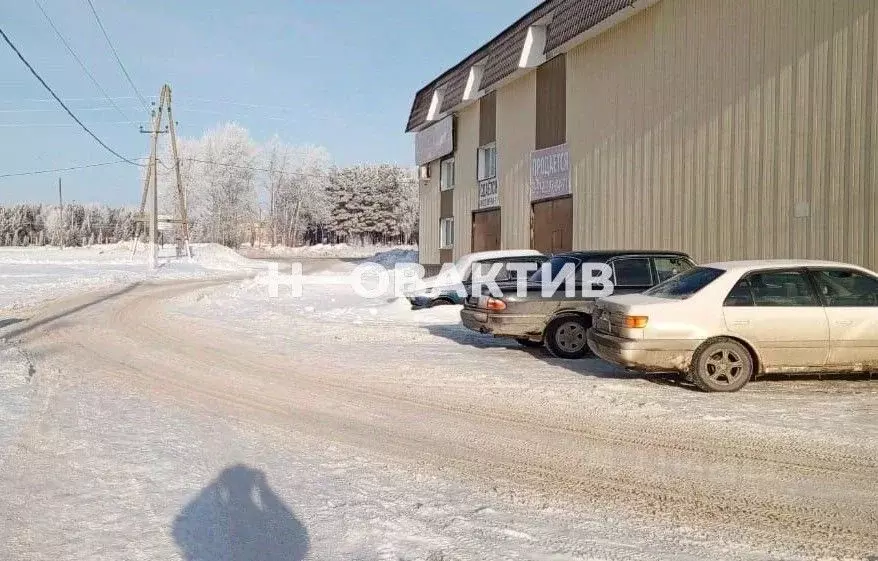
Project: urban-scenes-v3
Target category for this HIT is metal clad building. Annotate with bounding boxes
[408,0,878,271]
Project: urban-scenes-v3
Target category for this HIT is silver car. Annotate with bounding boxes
[587,260,878,392]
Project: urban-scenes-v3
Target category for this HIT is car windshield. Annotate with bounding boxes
[644,266,724,299]
[529,255,582,283]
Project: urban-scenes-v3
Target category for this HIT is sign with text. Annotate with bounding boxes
[530,143,570,201]
[478,178,499,208]
[414,116,453,166]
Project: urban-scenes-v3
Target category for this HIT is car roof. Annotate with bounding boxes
[466,249,543,261]
[704,259,869,272]
[553,249,692,261]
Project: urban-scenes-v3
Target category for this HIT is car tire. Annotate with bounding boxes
[429,298,455,307]
[515,337,543,348]
[689,338,754,392]
[544,316,591,359]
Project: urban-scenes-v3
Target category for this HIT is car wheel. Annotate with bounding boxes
[515,337,543,348]
[689,338,754,392]
[429,298,454,307]
[545,316,591,359]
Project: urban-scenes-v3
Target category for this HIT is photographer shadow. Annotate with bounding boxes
[173,464,309,561]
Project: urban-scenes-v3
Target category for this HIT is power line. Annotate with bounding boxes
[0,159,138,179]
[0,120,139,127]
[0,26,144,166]
[0,95,150,103]
[84,0,149,110]
[0,106,142,113]
[32,0,130,120]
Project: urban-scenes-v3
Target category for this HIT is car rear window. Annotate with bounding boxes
[644,267,724,299]
[529,255,581,283]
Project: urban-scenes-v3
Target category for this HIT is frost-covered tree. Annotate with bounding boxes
[0,203,136,247]
[323,164,418,245]
[261,138,331,246]
[156,122,257,247]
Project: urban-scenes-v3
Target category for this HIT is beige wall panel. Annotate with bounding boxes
[828,0,850,262]
[496,72,536,250]
[775,0,794,259]
[791,0,815,259]
[870,0,878,269]
[809,0,832,261]
[453,103,480,259]
[417,160,441,265]
[848,1,871,262]
[566,0,878,269]
[730,0,751,260]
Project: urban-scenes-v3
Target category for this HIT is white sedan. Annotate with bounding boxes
[587,260,878,392]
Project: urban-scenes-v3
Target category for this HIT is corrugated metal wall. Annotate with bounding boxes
[567,0,878,270]
[418,159,441,265]
[454,103,480,259]
[497,73,537,250]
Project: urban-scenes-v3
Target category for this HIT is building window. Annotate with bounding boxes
[477,144,497,181]
[418,165,431,180]
[440,157,455,190]
[439,217,454,249]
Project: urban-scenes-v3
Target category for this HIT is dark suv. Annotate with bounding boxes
[460,250,696,358]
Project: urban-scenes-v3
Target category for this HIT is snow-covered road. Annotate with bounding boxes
[1,257,876,560]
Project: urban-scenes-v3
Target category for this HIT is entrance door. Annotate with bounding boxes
[472,209,501,252]
[532,196,572,254]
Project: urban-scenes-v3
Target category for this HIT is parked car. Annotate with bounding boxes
[406,250,547,309]
[587,260,878,392]
[460,250,696,357]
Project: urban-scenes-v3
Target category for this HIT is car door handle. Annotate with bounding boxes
[731,320,750,327]
[835,320,853,326]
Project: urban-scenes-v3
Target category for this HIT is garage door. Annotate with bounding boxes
[472,209,501,252]
[532,196,572,254]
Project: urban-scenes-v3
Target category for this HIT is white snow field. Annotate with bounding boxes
[1,255,876,561]
[0,242,260,312]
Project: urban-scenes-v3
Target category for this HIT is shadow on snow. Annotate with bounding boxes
[173,464,309,561]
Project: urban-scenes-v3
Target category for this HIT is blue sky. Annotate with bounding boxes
[1,0,537,205]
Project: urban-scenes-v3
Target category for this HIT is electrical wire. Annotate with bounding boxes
[0,26,144,166]
[0,106,141,113]
[0,95,150,103]
[0,159,139,179]
[0,121,140,127]
[84,0,150,110]
[32,0,130,120]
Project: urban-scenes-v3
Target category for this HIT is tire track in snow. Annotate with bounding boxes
[10,279,878,559]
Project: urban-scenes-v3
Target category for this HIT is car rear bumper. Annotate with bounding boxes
[460,308,545,339]
[586,329,699,373]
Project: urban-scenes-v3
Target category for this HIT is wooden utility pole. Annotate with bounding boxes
[58,177,64,250]
[133,84,191,265]
[165,88,191,256]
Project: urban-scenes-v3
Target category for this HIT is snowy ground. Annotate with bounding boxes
[0,242,260,312]
[1,256,876,560]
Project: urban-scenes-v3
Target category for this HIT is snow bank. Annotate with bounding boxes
[0,243,262,311]
[187,244,261,271]
[365,248,419,268]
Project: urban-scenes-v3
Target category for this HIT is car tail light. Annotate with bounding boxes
[623,315,649,328]
[485,298,507,311]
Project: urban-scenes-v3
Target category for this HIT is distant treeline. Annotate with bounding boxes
[0,203,138,247]
[1,123,420,249]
